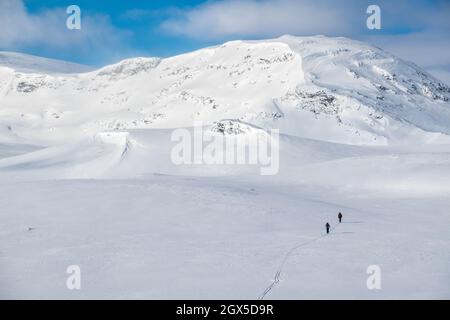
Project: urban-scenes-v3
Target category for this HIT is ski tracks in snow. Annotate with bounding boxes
[258,223,342,300]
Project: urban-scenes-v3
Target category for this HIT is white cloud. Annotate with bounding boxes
[0,0,130,60]
[161,0,360,39]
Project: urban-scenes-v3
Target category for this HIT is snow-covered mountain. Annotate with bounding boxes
[1,36,450,300]
[1,35,450,146]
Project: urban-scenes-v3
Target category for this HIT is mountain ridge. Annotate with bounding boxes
[1,35,449,146]
[0,51,92,74]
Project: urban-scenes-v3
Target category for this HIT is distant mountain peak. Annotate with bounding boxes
[0,51,92,74]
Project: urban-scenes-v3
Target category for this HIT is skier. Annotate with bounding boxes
[325,222,330,234]
[338,212,343,223]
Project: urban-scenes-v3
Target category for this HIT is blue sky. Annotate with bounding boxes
[1,0,449,82]
[25,0,213,58]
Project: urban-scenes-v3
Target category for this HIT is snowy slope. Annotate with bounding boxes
[1,36,450,146]
[1,36,450,299]
[0,128,449,299]
[0,51,92,74]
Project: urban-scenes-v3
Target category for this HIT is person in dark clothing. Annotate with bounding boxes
[338,212,343,223]
[326,222,330,234]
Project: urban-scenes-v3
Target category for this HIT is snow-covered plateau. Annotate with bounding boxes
[0,36,449,299]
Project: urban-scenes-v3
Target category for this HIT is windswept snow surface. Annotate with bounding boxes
[0,36,450,299]
[0,51,92,74]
